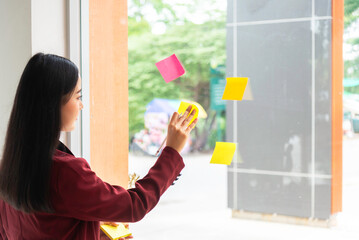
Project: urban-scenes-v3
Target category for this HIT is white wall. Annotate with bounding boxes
[0,0,69,157]
[0,0,32,157]
[31,0,68,56]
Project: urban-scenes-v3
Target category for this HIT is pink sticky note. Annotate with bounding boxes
[155,54,185,83]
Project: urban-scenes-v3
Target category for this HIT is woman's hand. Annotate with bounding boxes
[100,222,133,240]
[166,105,198,153]
[101,222,119,227]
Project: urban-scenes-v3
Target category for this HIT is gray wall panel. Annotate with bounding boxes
[236,0,311,22]
[315,19,332,175]
[227,0,234,23]
[227,171,235,209]
[314,178,331,219]
[315,0,331,17]
[226,101,234,143]
[235,173,312,218]
[235,22,312,173]
[226,27,234,78]
[227,0,334,220]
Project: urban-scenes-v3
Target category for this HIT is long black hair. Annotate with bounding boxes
[0,53,79,213]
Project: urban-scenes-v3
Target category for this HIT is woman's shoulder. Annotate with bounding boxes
[53,149,90,173]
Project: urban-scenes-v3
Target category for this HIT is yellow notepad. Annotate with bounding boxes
[177,101,199,126]
[100,223,132,240]
[210,142,236,165]
[222,77,248,101]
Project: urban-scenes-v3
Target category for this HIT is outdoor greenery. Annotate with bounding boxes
[128,0,226,151]
[344,0,359,93]
[128,1,358,149]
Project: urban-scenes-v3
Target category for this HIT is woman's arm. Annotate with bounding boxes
[52,146,184,222]
[53,106,197,223]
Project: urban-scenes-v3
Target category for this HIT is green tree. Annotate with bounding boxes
[128,20,225,135]
[344,0,359,92]
[128,0,226,151]
[345,0,359,27]
[128,0,178,37]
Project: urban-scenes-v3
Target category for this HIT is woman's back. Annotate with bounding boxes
[0,199,97,239]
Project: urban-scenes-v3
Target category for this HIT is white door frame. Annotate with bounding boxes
[66,0,90,162]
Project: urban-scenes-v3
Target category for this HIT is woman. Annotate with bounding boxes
[0,53,197,239]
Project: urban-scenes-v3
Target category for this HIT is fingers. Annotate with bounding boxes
[103,222,119,227]
[169,112,179,125]
[101,222,119,227]
[186,118,198,134]
[184,105,192,117]
[181,108,196,127]
[120,236,133,240]
[177,112,184,121]
[177,105,193,126]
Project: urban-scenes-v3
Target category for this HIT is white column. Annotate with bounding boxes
[0,0,32,158]
[0,0,84,157]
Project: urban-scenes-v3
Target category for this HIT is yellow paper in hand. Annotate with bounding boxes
[222,77,248,101]
[210,142,236,165]
[177,101,199,126]
[100,223,132,240]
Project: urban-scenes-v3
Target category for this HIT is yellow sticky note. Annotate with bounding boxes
[178,101,199,126]
[222,77,248,101]
[210,142,236,165]
[100,223,132,240]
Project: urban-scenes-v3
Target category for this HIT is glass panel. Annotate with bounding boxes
[126,0,359,238]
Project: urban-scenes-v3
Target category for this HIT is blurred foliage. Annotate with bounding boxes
[128,0,226,149]
[344,0,359,28]
[208,128,217,150]
[128,0,178,25]
[344,0,359,89]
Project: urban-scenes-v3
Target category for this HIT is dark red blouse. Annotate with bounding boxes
[0,143,184,239]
